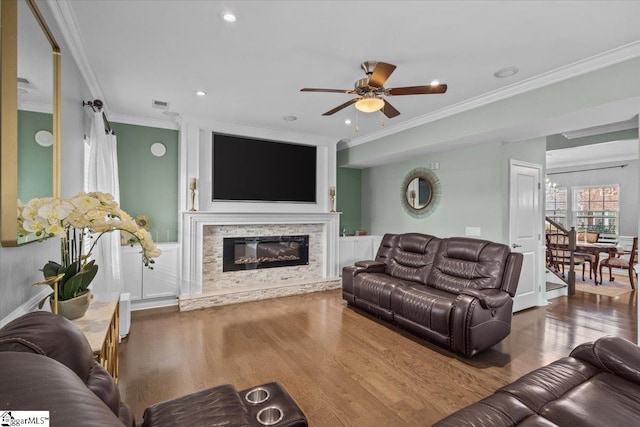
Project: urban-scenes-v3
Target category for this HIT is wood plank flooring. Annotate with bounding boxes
[119,289,637,426]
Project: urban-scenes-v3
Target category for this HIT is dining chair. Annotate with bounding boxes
[577,231,600,243]
[598,236,638,289]
[547,233,592,281]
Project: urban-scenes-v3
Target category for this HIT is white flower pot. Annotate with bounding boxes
[51,292,92,320]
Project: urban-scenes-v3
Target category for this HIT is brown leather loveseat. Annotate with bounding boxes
[342,233,523,357]
[434,335,640,426]
[0,311,307,427]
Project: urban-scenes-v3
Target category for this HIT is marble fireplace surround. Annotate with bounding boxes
[179,212,341,311]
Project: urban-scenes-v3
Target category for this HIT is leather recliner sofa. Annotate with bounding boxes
[342,233,523,357]
[0,311,307,427]
[434,335,640,426]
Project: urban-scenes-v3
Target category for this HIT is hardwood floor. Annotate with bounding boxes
[119,289,637,426]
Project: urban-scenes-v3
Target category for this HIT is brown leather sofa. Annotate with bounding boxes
[342,233,523,357]
[434,335,640,426]
[0,311,307,427]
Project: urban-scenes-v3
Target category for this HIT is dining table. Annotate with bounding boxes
[575,242,621,284]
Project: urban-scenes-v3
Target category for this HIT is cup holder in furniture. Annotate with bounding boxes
[256,406,284,426]
[245,387,270,404]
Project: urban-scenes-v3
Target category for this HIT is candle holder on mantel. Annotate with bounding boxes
[329,186,336,212]
[189,178,197,212]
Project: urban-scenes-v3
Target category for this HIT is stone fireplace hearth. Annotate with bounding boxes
[179,212,340,311]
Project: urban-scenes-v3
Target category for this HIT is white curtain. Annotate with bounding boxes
[85,112,122,300]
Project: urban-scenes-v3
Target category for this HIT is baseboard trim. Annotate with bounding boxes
[131,297,178,312]
[0,287,51,328]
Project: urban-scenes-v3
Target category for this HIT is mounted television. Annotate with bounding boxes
[212,133,317,203]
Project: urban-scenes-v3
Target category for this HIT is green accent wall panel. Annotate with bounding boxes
[112,122,179,243]
[337,167,361,235]
[17,110,53,202]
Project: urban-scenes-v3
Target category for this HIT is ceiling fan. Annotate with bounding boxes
[301,61,447,118]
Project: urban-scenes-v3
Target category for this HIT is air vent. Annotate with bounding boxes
[152,99,170,110]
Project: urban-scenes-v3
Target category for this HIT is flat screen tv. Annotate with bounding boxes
[212,133,317,203]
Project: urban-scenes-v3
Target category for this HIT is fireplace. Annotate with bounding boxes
[223,235,309,272]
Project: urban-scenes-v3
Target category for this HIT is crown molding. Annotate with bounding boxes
[185,116,338,147]
[561,118,638,139]
[341,40,640,150]
[109,113,180,130]
[18,102,53,114]
[46,0,109,114]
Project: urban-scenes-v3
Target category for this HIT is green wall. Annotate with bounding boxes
[336,167,361,235]
[112,122,179,243]
[361,137,546,243]
[17,110,53,202]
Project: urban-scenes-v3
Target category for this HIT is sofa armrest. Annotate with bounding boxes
[459,288,512,309]
[501,252,523,296]
[570,336,640,386]
[354,260,386,271]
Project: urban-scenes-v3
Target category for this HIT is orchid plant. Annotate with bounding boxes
[18,192,161,301]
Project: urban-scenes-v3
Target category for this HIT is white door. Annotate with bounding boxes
[509,160,543,312]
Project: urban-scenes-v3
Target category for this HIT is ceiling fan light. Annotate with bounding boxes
[355,97,385,113]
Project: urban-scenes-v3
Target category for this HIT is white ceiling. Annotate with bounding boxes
[56,1,640,149]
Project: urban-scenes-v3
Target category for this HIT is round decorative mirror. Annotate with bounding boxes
[401,167,441,218]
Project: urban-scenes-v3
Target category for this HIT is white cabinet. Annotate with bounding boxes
[121,243,179,304]
[339,235,382,274]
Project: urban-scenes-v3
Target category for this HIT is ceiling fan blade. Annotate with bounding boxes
[381,99,400,118]
[301,88,354,94]
[367,62,397,88]
[322,98,358,116]
[387,84,448,96]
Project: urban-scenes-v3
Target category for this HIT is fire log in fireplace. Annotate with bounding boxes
[222,235,309,272]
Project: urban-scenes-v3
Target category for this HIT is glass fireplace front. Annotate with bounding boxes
[222,235,309,272]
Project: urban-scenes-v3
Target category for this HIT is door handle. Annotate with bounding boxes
[512,243,522,248]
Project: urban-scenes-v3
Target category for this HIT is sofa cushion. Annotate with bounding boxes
[498,357,601,412]
[0,311,94,381]
[540,372,640,427]
[353,273,410,310]
[0,352,124,427]
[428,237,510,294]
[570,335,640,387]
[390,284,456,336]
[374,233,399,264]
[386,233,440,284]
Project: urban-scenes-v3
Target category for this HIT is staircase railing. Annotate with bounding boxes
[545,217,577,296]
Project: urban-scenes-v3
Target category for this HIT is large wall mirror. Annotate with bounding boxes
[401,167,441,218]
[1,0,61,246]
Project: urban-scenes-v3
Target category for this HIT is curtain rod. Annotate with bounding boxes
[547,164,627,176]
[82,99,115,135]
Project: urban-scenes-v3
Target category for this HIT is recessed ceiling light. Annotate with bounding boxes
[220,12,236,23]
[344,119,351,125]
[283,115,297,121]
[493,67,519,78]
[196,90,207,96]
[430,80,440,86]
[162,111,180,118]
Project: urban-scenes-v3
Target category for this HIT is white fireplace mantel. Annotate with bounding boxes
[180,211,341,297]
